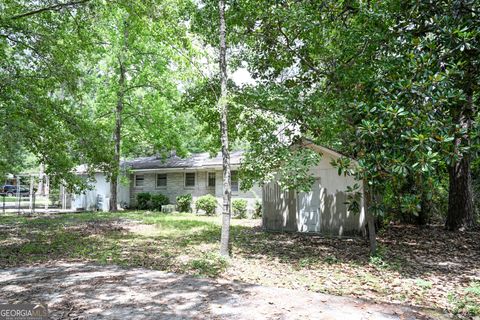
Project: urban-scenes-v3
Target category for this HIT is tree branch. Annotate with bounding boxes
[10,0,90,20]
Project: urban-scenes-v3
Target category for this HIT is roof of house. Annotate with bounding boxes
[125,151,244,171]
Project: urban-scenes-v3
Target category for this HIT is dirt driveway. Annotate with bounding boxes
[0,262,448,320]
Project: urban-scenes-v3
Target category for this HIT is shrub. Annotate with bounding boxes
[136,192,151,210]
[253,200,262,218]
[195,195,218,216]
[232,199,248,219]
[150,193,169,211]
[176,193,192,212]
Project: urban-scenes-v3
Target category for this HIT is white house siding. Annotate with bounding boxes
[130,169,261,213]
[263,147,366,236]
[72,173,129,212]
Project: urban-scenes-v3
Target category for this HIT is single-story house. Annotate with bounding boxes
[74,143,365,237]
[262,141,366,236]
[73,151,262,213]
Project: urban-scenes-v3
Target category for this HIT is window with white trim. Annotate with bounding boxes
[156,173,167,187]
[231,171,239,192]
[185,172,195,187]
[207,172,216,188]
[134,174,144,187]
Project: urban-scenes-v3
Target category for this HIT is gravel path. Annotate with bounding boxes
[0,262,449,319]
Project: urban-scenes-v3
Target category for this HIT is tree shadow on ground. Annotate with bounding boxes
[0,262,445,320]
[228,223,480,281]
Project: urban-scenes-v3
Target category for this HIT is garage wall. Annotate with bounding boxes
[262,180,297,232]
[262,148,366,236]
[297,168,365,236]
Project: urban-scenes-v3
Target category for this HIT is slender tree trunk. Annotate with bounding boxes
[109,62,124,212]
[364,183,377,255]
[110,23,128,212]
[38,163,45,195]
[218,0,231,257]
[417,174,431,226]
[445,92,475,230]
[418,193,431,225]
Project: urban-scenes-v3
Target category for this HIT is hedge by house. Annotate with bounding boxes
[176,194,192,212]
[195,195,217,216]
[136,192,169,211]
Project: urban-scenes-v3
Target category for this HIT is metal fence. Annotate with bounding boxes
[1,193,72,214]
[2,173,73,214]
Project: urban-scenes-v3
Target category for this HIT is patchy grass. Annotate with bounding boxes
[449,282,480,318]
[0,211,478,318]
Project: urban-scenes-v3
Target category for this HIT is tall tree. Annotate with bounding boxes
[110,17,128,212]
[222,0,478,242]
[86,1,194,211]
[405,0,480,230]
[0,0,111,190]
[218,0,231,257]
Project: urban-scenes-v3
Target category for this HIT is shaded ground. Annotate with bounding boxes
[0,262,446,319]
[0,211,478,318]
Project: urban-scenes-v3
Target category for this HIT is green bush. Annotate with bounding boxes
[136,192,151,210]
[150,193,169,211]
[176,193,192,212]
[253,200,262,218]
[232,199,248,219]
[195,195,218,215]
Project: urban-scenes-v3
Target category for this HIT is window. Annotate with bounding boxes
[134,174,144,187]
[231,171,239,192]
[185,172,195,187]
[156,173,167,187]
[207,172,216,188]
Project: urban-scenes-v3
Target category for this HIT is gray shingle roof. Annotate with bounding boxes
[124,151,244,170]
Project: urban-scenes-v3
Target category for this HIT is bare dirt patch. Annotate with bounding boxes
[0,212,478,318]
[0,262,447,320]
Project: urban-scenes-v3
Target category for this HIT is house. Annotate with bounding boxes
[73,151,262,213]
[262,141,366,236]
[126,151,262,212]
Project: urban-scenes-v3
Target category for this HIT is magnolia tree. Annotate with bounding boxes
[191,0,479,253]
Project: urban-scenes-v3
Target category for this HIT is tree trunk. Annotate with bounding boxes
[445,93,475,230]
[38,163,45,195]
[417,175,431,226]
[218,0,231,257]
[446,156,474,230]
[109,23,128,212]
[364,184,377,255]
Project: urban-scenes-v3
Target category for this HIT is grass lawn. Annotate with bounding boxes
[1,196,52,205]
[1,196,22,202]
[0,211,478,318]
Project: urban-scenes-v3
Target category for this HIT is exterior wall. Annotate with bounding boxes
[262,181,297,232]
[214,170,262,213]
[72,173,130,212]
[130,169,262,213]
[262,152,366,236]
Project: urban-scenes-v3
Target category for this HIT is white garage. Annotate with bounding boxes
[262,142,366,236]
